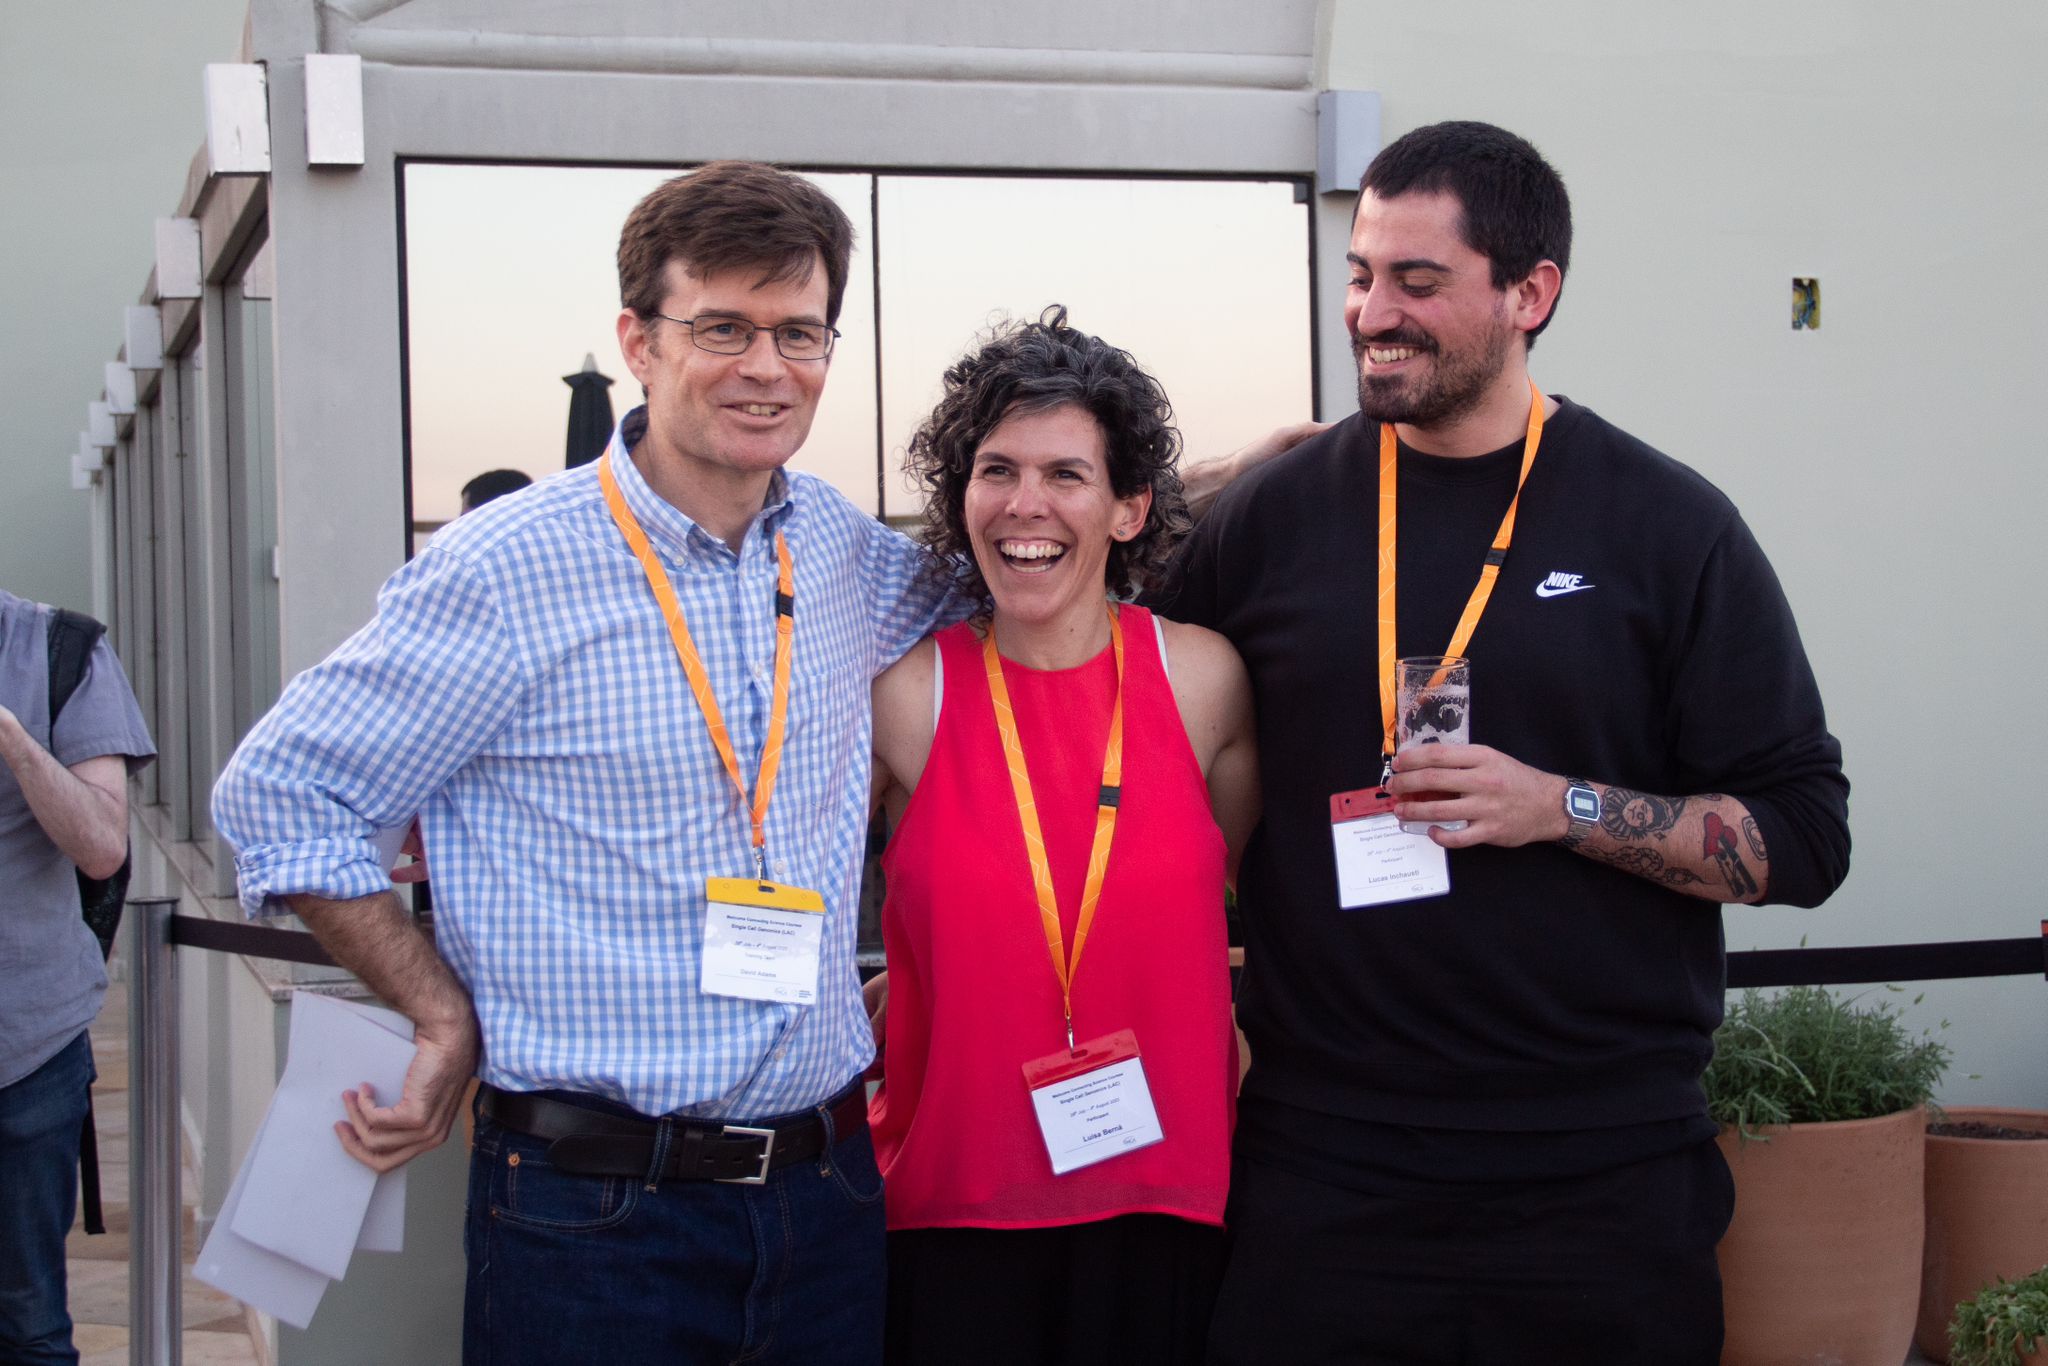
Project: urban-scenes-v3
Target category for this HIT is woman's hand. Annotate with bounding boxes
[862,970,889,1049]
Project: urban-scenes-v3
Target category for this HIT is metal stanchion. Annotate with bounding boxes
[128,897,181,1366]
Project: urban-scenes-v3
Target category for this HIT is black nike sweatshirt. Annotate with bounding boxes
[1155,398,1850,1131]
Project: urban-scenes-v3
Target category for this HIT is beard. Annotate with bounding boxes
[1353,311,1516,429]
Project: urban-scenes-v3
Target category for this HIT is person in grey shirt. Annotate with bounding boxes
[0,589,153,1365]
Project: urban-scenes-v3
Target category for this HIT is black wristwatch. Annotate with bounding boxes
[1559,778,1600,849]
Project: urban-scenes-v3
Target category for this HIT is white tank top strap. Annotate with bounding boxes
[1152,610,1169,683]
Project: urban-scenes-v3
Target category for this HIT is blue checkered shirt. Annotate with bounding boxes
[214,412,960,1118]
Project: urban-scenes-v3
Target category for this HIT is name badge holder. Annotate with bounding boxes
[1329,788,1449,909]
[1022,1029,1165,1176]
[701,877,826,1003]
[1339,381,1546,908]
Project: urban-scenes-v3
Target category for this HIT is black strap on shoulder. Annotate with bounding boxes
[43,606,117,1235]
[45,607,106,736]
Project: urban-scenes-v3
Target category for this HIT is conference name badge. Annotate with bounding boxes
[700,878,826,1004]
[1330,788,1450,908]
[1021,1028,1165,1176]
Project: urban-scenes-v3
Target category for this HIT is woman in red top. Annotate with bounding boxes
[868,307,1259,1365]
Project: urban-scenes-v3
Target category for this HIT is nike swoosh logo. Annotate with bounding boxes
[1534,582,1596,598]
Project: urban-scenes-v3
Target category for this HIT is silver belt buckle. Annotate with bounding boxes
[715,1124,776,1184]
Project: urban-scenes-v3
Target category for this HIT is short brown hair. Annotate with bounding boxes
[617,161,855,325]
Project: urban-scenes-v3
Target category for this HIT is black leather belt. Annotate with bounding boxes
[479,1082,867,1185]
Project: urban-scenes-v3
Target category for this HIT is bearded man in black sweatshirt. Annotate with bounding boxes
[1158,121,1849,1365]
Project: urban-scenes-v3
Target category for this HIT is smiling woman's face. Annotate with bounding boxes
[962,403,1150,631]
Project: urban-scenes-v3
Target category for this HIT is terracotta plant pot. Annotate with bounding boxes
[1717,1106,1926,1366]
[1915,1107,2048,1363]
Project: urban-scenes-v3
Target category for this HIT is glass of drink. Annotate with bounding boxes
[1395,655,1470,835]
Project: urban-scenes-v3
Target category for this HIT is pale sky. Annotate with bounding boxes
[403,164,1314,529]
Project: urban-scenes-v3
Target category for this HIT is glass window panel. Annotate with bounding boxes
[402,163,881,549]
[875,175,1314,520]
[179,347,212,843]
[128,403,161,808]
[226,286,280,734]
[108,450,126,657]
[152,368,189,827]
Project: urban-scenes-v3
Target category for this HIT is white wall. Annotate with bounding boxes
[0,1,251,613]
[1325,0,2047,1105]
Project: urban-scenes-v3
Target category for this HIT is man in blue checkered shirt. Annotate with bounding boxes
[213,162,958,1364]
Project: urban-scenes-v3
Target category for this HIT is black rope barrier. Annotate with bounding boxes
[168,913,339,968]
[165,911,2046,992]
[1726,924,2048,988]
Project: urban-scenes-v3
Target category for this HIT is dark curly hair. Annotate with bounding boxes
[908,306,1189,609]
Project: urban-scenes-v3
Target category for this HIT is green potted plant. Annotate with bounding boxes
[1706,985,1950,1366]
[1920,1108,2048,1361]
[1949,1267,2048,1366]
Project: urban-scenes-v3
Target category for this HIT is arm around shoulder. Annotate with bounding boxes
[856,509,963,673]
[1180,420,1331,521]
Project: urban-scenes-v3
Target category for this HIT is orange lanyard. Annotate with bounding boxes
[1376,380,1546,764]
[983,603,1126,1050]
[599,454,794,878]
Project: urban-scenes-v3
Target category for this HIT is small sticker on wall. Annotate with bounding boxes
[1792,278,1820,330]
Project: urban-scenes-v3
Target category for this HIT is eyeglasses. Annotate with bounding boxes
[654,313,840,361]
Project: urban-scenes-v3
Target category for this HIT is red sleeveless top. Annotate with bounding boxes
[870,605,1235,1230]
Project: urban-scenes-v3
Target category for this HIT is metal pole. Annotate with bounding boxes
[128,897,182,1366]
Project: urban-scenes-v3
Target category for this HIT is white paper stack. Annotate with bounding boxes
[194,991,420,1329]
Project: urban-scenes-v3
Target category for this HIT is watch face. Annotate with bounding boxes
[1567,787,1601,822]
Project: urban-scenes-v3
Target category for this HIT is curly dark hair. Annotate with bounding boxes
[908,306,1190,608]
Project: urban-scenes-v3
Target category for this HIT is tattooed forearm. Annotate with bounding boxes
[1703,813,1760,899]
[1562,781,1769,904]
[1581,844,1707,887]
[1600,788,1687,841]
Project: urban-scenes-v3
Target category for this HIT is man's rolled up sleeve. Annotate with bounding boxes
[212,546,526,916]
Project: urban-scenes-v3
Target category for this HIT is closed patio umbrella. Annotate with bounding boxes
[563,352,615,467]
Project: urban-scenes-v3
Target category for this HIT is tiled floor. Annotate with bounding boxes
[66,988,262,1366]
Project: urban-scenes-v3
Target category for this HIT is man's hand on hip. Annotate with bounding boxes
[289,889,482,1171]
[338,1008,480,1172]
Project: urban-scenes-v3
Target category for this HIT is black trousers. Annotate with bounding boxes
[886,1214,1226,1366]
[1205,1139,1733,1366]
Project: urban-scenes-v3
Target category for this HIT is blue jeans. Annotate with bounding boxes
[0,1030,93,1366]
[463,1089,886,1366]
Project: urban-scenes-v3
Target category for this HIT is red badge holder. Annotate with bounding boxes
[1021,1027,1144,1090]
[1330,786,1398,823]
